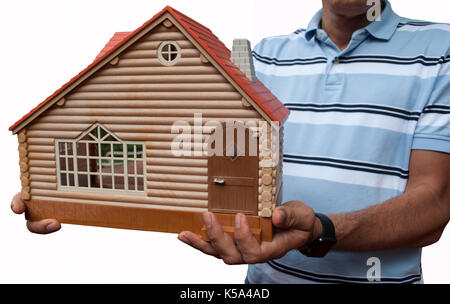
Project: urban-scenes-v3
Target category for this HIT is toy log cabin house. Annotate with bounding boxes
[10,6,289,242]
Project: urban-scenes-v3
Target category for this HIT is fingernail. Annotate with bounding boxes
[278,208,286,222]
[178,233,190,245]
[235,214,241,229]
[46,222,59,232]
[203,213,212,229]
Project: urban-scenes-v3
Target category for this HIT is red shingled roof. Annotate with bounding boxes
[94,32,131,61]
[9,6,289,132]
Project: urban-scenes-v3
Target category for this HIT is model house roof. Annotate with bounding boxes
[9,6,289,133]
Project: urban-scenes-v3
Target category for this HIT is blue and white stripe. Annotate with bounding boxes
[247,0,450,284]
[265,261,422,284]
[283,154,408,191]
[397,21,450,32]
[283,102,421,135]
[254,54,450,78]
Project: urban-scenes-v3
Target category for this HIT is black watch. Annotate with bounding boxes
[299,213,336,258]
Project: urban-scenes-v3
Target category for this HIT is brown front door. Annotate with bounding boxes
[208,125,259,215]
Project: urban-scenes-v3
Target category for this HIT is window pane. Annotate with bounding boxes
[88,143,98,157]
[60,173,67,186]
[67,143,74,156]
[67,157,74,171]
[113,159,125,174]
[68,173,75,186]
[59,157,66,170]
[115,175,125,190]
[127,144,135,157]
[89,159,98,173]
[101,143,111,157]
[136,145,143,159]
[100,127,107,139]
[57,125,145,193]
[113,144,123,157]
[59,143,66,155]
[90,174,100,189]
[78,174,88,187]
[137,177,144,191]
[77,142,87,156]
[77,158,88,172]
[104,135,117,142]
[127,160,135,174]
[136,160,144,175]
[102,175,113,189]
[101,159,112,174]
[90,127,99,139]
[128,176,136,191]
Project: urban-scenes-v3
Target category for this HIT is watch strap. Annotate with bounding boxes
[315,213,336,242]
[299,213,336,257]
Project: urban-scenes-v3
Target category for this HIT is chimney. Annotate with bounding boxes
[231,39,256,82]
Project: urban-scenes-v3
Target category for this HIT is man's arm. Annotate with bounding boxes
[178,150,450,264]
[330,149,450,251]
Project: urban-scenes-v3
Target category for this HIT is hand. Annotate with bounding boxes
[10,192,61,234]
[178,201,321,265]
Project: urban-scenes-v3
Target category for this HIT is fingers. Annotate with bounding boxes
[26,219,61,234]
[234,213,263,264]
[180,212,306,266]
[262,229,311,260]
[11,192,26,214]
[272,201,316,232]
[178,231,217,256]
[203,212,243,265]
[178,213,244,265]
[234,212,310,262]
[11,192,62,234]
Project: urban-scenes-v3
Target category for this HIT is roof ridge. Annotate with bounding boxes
[9,6,289,132]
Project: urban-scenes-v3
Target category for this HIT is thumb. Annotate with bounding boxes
[272,201,316,231]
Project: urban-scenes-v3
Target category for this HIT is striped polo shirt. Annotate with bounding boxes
[247,1,450,284]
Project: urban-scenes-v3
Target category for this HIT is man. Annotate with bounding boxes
[12,0,450,283]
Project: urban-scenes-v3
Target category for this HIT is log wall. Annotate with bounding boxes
[26,22,265,212]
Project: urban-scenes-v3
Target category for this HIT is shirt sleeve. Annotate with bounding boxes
[412,51,450,154]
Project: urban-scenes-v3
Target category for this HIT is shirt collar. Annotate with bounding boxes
[305,10,322,41]
[305,0,400,42]
[365,1,400,40]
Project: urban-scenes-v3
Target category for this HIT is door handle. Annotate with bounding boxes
[213,178,225,185]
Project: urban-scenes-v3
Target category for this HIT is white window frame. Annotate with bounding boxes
[157,41,181,66]
[55,123,146,195]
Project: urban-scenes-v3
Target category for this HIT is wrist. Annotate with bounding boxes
[300,213,336,258]
[327,212,361,250]
[311,215,323,241]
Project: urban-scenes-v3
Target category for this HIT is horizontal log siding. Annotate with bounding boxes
[27,23,263,211]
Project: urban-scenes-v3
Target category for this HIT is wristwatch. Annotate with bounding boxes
[299,213,336,258]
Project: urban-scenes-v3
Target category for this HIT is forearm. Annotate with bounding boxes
[327,184,450,252]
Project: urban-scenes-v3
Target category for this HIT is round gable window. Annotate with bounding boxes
[158,41,181,66]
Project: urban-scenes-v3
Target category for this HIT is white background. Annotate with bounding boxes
[0,0,448,283]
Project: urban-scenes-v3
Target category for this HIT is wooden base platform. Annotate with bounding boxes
[25,199,273,242]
